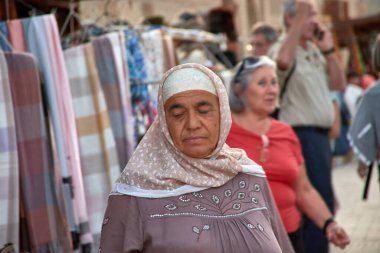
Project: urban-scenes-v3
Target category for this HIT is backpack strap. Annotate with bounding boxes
[270,60,297,119]
[279,60,296,100]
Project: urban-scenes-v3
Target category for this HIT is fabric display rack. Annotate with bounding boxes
[0,10,227,253]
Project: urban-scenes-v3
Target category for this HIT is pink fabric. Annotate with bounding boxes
[8,20,26,52]
[42,15,92,244]
[8,19,27,52]
[0,52,19,252]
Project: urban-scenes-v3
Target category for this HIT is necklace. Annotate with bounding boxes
[257,134,269,163]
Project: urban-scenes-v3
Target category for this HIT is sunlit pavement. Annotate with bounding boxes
[330,158,380,253]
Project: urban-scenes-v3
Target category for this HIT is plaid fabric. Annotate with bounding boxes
[0,53,19,251]
[42,15,93,246]
[22,14,76,230]
[107,32,135,162]
[92,32,135,168]
[64,43,120,246]
[6,52,72,252]
[21,14,93,246]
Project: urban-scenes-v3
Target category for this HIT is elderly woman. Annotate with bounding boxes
[226,56,350,253]
[99,63,294,252]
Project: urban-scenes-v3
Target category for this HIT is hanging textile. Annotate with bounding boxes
[0,53,19,252]
[107,32,135,160]
[141,29,165,108]
[64,43,120,248]
[162,33,177,71]
[124,29,155,141]
[92,32,134,168]
[141,29,165,81]
[20,14,92,247]
[8,19,27,52]
[6,52,72,253]
[0,22,11,52]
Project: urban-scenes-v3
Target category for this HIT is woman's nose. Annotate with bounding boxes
[186,112,201,130]
[268,84,279,94]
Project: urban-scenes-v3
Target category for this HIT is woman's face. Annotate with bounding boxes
[242,66,278,115]
[164,90,220,158]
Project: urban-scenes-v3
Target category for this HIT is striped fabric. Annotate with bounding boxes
[22,14,75,233]
[41,15,93,246]
[107,32,135,164]
[0,22,11,52]
[21,14,92,246]
[92,33,134,168]
[6,52,72,252]
[0,53,19,252]
[64,43,120,247]
[8,19,27,52]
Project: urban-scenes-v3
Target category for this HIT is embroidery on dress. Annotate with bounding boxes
[246,222,268,238]
[151,179,265,218]
[165,204,177,211]
[192,224,210,242]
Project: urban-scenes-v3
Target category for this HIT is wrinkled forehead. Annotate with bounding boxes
[162,67,217,103]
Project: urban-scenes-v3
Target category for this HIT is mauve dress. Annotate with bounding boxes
[99,173,295,253]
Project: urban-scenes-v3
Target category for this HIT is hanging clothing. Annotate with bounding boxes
[0,52,19,252]
[8,19,26,52]
[124,29,154,140]
[141,29,165,82]
[64,43,120,247]
[141,29,165,107]
[92,33,134,168]
[162,33,177,70]
[6,52,72,253]
[0,22,11,52]
[107,32,135,161]
[21,14,91,246]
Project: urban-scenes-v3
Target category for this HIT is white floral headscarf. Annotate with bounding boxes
[113,63,263,198]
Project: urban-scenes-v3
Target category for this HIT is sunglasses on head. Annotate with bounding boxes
[235,57,262,79]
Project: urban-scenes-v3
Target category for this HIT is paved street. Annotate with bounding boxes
[331,159,380,253]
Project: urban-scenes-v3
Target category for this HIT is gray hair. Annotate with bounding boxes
[283,0,296,16]
[283,0,296,26]
[229,56,276,112]
[250,22,278,44]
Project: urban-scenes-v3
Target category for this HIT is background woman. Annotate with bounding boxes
[226,56,350,253]
[99,63,295,253]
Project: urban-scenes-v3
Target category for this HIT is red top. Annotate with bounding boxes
[226,119,304,233]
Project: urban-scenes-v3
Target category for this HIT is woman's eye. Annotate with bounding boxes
[174,114,183,118]
[271,79,278,85]
[172,112,184,118]
[198,105,212,114]
[199,110,210,114]
[258,80,267,86]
